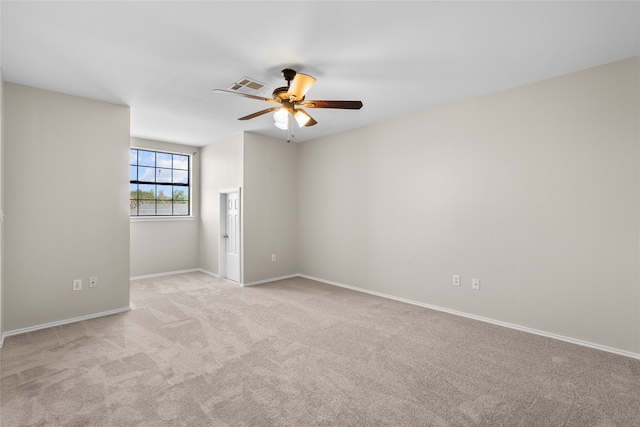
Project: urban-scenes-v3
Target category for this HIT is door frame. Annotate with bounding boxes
[219,187,242,284]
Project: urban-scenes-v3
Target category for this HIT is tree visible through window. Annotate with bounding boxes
[130,148,190,216]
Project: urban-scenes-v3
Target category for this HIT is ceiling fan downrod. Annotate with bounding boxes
[281,68,297,88]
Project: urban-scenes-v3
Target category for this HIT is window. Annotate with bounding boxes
[130,148,190,216]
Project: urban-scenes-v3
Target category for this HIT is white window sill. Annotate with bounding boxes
[130,216,195,222]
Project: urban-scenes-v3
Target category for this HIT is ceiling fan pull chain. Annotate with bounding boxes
[288,111,295,143]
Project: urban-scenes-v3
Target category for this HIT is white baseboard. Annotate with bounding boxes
[0,306,131,348]
[130,268,221,281]
[298,274,640,361]
[6,272,635,361]
[198,268,220,278]
[242,274,299,287]
[3,269,212,347]
[130,268,201,280]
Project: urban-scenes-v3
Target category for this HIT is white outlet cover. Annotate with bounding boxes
[89,276,98,287]
[453,275,460,286]
[472,278,480,290]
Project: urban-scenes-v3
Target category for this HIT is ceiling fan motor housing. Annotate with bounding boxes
[281,68,297,83]
[272,87,290,102]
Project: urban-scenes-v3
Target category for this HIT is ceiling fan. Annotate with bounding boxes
[213,68,363,131]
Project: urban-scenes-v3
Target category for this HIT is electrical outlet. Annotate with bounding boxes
[89,276,98,288]
[472,278,480,290]
[73,279,82,291]
[272,253,276,262]
[453,274,460,286]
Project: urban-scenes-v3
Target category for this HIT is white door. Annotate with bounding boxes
[224,192,240,282]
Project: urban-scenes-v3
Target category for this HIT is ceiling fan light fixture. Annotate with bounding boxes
[273,108,288,123]
[288,73,317,100]
[274,108,290,129]
[274,119,289,130]
[293,109,311,127]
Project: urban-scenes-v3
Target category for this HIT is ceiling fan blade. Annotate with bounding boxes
[213,89,281,104]
[299,100,363,110]
[238,107,282,121]
[287,73,316,100]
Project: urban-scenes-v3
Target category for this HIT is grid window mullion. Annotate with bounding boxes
[130,148,190,217]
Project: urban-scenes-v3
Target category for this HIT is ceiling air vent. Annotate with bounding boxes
[227,77,273,97]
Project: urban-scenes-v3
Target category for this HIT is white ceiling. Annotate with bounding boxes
[1,1,638,147]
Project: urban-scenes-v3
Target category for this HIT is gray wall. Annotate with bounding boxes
[129,137,200,277]
[0,71,4,337]
[197,132,299,285]
[198,133,243,276]
[4,84,131,332]
[298,58,640,354]
[243,133,298,284]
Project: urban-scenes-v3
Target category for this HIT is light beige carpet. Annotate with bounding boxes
[1,272,639,426]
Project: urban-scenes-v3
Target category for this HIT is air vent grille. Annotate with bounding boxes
[227,77,272,97]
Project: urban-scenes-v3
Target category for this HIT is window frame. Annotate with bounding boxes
[129,147,192,218]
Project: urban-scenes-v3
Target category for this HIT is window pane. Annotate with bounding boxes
[173,169,188,184]
[130,166,137,181]
[130,149,138,165]
[173,187,189,200]
[130,183,140,216]
[157,152,172,168]
[173,201,188,215]
[138,166,155,182]
[157,201,172,215]
[138,150,155,167]
[157,185,172,200]
[156,168,171,183]
[173,154,189,170]
[139,184,155,199]
[138,200,156,215]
